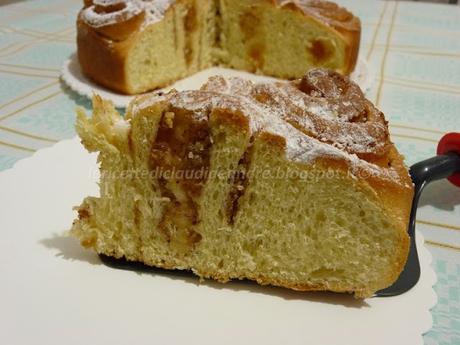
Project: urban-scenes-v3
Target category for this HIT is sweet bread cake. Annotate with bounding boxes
[77,0,361,94]
[71,69,413,298]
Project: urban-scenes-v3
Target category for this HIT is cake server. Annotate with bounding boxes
[376,132,460,297]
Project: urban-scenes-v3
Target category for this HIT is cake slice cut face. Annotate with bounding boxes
[72,69,413,298]
[77,0,361,94]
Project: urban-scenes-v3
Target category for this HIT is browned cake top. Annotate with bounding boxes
[130,69,411,187]
[79,0,359,39]
[277,0,360,32]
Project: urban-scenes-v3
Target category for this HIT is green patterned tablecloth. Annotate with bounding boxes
[0,0,459,343]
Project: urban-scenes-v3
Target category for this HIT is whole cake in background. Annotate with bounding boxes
[77,0,361,94]
[72,69,412,298]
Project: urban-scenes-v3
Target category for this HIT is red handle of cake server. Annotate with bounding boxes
[437,132,460,188]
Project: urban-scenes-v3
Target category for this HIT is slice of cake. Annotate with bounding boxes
[71,69,413,298]
[77,0,361,94]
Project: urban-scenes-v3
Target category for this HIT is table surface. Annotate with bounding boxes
[0,0,459,343]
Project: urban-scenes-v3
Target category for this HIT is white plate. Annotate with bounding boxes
[0,138,436,345]
[61,54,372,108]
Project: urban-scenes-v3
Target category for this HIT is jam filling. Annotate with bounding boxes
[150,108,212,248]
[239,9,265,71]
[226,142,253,225]
[184,2,197,66]
[309,39,333,64]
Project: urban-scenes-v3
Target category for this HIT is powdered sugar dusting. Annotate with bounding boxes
[130,72,407,185]
[81,0,174,28]
[143,0,175,26]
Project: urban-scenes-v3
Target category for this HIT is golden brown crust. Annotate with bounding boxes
[77,17,133,94]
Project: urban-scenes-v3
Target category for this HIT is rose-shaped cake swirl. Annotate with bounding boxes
[80,0,145,40]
